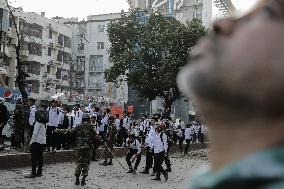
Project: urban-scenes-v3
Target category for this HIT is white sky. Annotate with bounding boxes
[8,0,260,21]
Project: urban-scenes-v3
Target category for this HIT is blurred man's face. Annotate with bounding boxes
[178,0,284,119]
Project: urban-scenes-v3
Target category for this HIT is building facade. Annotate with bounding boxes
[0,4,72,101]
[130,0,212,27]
[62,13,128,105]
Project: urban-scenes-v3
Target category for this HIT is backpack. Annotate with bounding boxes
[35,110,49,124]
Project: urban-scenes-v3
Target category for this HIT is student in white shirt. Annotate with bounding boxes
[140,121,157,174]
[28,98,37,140]
[126,134,142,174]
[184,124,193,154]
[73,104,83,127]
[46,100,60,152]
[25,104,47,178]
[151,125,168,181]
[176,126,184,151]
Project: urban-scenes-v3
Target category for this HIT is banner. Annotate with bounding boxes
[127,106,134,113]
[0,87,23,104]
[111,105,124,118]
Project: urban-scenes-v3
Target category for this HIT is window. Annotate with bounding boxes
[98,25,105,32]
[56,68,62,79]
[77,56,85,63]
[79,43,85,51]
[47,65,51,73]
[88,73,104,88]
[48,29,52,39]
[89,55,103,72]
[58,34,64,46]
[195,8,202,19]
[195,0,202,5]
[48,47,52,56]
[57,50,63,62]
[97,42,104,50]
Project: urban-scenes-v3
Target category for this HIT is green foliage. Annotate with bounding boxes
[106,9,207,109]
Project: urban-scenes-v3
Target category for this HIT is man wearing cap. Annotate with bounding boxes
[73,113,96,186]
[0,97,8,150]
[177,0,284,188]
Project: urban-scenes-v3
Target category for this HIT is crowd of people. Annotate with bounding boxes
[0,96,206,186]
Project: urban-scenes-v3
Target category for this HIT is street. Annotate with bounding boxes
[0,150,208,189]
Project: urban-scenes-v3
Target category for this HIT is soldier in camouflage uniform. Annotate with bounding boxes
[100,116,116,166]
[73,114,96,186]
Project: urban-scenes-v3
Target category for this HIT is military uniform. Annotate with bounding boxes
[101,121,116,166]
[73,122,96,185]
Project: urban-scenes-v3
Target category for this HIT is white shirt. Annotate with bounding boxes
[185,127,192,140]
[47,107,60,127]
[180,121,185,130]
[139,122,145,132]
[127,139,142,154]
[73,109,83,127]
[176,128,183,138]
[123,116,130,130]
[145,126,156,147]
[153,132,168,154]
[193,125,199,134]
[100,114,109,132]
[29,105,37,126]
[115,118,121,130]
[30,121,46,144]
[58,111,64,125]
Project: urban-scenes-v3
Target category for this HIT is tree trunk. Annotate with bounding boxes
[15,45,28,103]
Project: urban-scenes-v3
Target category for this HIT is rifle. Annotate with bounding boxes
[103,142,127,170]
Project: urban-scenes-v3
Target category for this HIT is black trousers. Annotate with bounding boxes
[178,136,184,151]
[164,143,171,169]
[145,146,153,171]
[154,152,166,178]
[126,148,141,170]
[46,126,56,150]
[184,139,191,153]
[31,142,44,175]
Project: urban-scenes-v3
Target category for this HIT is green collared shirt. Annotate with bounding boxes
[189,147,284,189]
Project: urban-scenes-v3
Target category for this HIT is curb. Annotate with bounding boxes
[0,143,207,170]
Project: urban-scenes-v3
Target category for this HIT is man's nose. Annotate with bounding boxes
[213,18,236,36]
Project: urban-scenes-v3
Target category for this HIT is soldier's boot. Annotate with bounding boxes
[81,176,87,186]
[75,176,80,185]
[151,174,161,181]
[100,160,108,166]
[107,159,113,165]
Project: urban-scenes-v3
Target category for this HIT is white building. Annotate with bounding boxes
[0,4,73,101]
[130,0,213,27]
[62,13,128,105]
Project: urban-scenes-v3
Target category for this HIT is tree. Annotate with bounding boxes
[4,0,29,102]
[105,9,207,112]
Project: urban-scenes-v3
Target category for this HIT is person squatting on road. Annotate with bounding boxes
[126,134,142,174]
[73,113,96,186]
